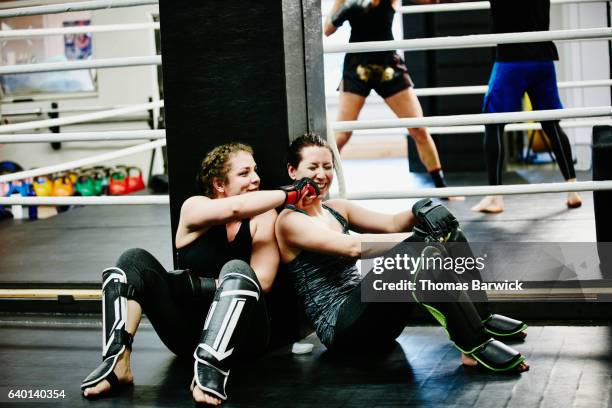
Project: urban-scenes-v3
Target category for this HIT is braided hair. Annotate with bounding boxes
[197,143,254,198]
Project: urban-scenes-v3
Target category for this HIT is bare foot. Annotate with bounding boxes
[567,191,582,209]
[191,377,223,406]
[516,362,530,372]
[471,195,504,213]
[461,353,478,366]
[461,353,530,373]
[83,350,133,398]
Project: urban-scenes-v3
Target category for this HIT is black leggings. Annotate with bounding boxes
[331,244,490,353]
[485,121,576,185]
[333,285,414,352]
[116,248,269,359]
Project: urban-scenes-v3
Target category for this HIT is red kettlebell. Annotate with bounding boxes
[109,167,129,195]
[126,166,145,193]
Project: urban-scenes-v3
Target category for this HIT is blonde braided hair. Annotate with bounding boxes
[197,143,254,198]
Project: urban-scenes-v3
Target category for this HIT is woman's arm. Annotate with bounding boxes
[180,191,285,232]
[276,210,411,259]
[249,210,279,293]
[326,199,415,234]
[324,0,348,36]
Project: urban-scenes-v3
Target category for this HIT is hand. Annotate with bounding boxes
[411,199,459,241]
[280,178,320,206]
[331,0,373,28]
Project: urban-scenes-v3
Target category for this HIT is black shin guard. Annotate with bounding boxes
[412,246,524,372]
[447,228,527,338]
[81,267,135,390]
[193,260,261,400]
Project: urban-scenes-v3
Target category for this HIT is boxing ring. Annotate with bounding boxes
[0,0,611,406]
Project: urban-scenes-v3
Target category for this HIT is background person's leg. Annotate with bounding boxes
[528,61,581,208]
[384,88,442,174]
[473,62,525,213]
[335,91,367,151]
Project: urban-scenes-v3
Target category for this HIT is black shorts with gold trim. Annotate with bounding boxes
[338,53,414,98]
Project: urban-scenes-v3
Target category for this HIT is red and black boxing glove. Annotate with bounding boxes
[280,177,320,206]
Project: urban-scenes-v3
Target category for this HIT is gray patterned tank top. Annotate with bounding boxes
[285,204,361,346]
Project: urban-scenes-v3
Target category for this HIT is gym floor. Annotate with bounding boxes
[1,160,610,407]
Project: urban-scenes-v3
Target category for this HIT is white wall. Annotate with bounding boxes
[556,2,611,170]
[0,5,163,180]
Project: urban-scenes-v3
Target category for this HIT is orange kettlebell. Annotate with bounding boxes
[52,174,74,196]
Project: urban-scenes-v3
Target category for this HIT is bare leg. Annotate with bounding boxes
[385,88,463,200]
[335,91,366,152]
[384,88,441,171]
[83,300,142,397]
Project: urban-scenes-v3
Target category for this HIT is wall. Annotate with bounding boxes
[0,5,163,180]
[556,2,611,170]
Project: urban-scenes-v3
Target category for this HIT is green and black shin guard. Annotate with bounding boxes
[411,245,525,372]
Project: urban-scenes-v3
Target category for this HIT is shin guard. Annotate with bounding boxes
[193,260,261,400]
[81,267,135,390]
[412,246,525,372]
[447,228,527,338]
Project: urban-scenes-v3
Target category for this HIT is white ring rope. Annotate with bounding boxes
[0,23,159,40]
[0,129,165,144]
[0,196,169,205]
[0,139,166,183]
[0,0,158,18]
[336,180,612,200]
[3,180,611,205]
[0,55,161,75]
[2,104,135,115]
[398,0,608,15]
[323,27,612,54]
[0,100,164,133]
[349,118,612,136]
[4,118,608,144]
[414,79,612,97]
[325,79,612,100]
[332,106,612,132]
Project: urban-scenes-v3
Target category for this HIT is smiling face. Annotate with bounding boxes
[288,145,334,201]
[214,150,260,197]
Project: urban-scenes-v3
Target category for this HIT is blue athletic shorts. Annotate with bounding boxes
[482,60,563,113]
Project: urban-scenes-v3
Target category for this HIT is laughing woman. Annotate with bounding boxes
[275,133,529,373]
[81,143,318,405]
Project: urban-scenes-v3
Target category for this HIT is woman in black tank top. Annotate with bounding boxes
[81,143,318,405]
[276,134,530,374]
[324,0,459,196]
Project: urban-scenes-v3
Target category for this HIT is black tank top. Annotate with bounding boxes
[345,0,396,67]
[177,220,252,279]
[490,0,558,61]
[285,204,361,346]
